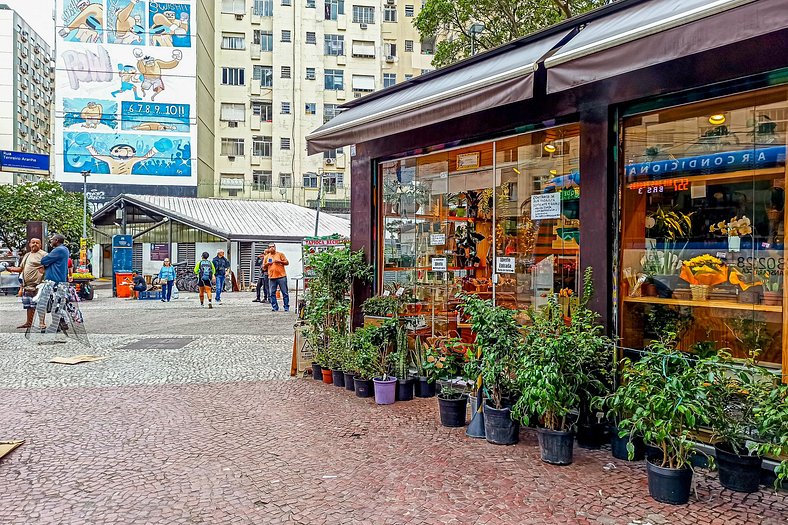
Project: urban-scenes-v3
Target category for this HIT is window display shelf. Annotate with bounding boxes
[622,296,782,313]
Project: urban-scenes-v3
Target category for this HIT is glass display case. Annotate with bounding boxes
[378,124,581,337]
[620,86,787,369]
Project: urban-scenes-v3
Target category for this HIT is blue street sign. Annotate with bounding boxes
[0,150,50,174]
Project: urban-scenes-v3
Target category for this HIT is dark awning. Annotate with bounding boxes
[306,29,573,154]
[545,0,788,93]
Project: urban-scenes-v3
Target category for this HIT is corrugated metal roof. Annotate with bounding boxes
[117,194,350,241]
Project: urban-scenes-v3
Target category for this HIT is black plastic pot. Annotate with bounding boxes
[311,362,322,380]
[353,377,374,398]
[483,403,519,445]
[610,426,646,461]
[437,394,468,427]
[415,376,436,398]
[646,459,692,505]
[331,369,345,388]
[537,427,574,465]
[396,378,415,401]
[715,443,762,493]
[343,372,355,391]
[576,422,608,449]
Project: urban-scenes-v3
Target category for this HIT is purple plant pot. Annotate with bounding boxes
[373,376,397,405]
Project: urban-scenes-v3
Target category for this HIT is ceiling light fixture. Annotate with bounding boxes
[513,167,521,175]
[708,114,726,125]
[549,169,558,175]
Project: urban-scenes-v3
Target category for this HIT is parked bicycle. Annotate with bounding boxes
[172,261,230,293]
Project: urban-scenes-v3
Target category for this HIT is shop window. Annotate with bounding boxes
[620,86,786,371]
[379,124,581,336]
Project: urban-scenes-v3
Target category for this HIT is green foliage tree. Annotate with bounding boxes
[0,180,88,253]
[414,0,606,68]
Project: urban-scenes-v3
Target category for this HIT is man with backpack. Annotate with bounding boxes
[212,249,230,304]
[194,251,215,309]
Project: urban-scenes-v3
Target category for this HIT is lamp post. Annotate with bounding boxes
[469,22,485,56]
[81,170,91,238]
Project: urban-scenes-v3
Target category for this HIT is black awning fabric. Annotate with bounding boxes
[545,0,788,94]
[306,30,572,154]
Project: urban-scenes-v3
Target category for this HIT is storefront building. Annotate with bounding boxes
[307,0,788,378]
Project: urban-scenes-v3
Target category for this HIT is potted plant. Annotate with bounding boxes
[645,207,692,297]
[312,342,333,384]
[412,336,436,398]
[391,325,415,401]
[362,294,401,318]
[372,342,397,405]
[706,351,779,493]
[515,268,612,465]
[351,327,379,398]
[423,347,467,427]
[327,329,348,388]
[614,338,715,505]
[462,344,483,415]
[759,269,782,306]
[752,382,788,489]
[679,254,729,301]
[459,294,523,445]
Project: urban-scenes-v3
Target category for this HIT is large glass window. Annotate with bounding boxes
[324,69,344,91]
[325,0,344,20]
[379,124,581,336]
[620,87,787,370]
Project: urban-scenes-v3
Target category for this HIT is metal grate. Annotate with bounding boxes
[179,243,195,268]
[239,242,253,287]
[132,243,143,273]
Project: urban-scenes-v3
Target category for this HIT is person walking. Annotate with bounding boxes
[6,238,47,329]
[212,249,230,304]
[194,251,215,308]
[253,246,270,303]
[265,243,289,312]
[158,258,176,302]
[41,234,71,283]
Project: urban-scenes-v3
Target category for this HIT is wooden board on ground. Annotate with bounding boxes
[49,355,108,365]
[0,440,24,461]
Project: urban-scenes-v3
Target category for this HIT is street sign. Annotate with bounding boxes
[0,150,49,175]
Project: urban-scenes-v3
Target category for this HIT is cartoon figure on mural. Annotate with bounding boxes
[111,64,143,100]
[133,48,183,101]
[132,122,177,131]
[74,133,173,175]
[150,11,190,47]
[109,0,145,45]
[59,0,104,43]
[79,102,103,128]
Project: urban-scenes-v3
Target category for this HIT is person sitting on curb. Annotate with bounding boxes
[131,271,147,298]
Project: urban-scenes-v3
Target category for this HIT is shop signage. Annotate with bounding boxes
[531,193,562,219]
[429,233,446,246]
[625,145,784,180]
[150,243,170,261]
[456,152,480,170]
[496,257,516,274]
[431,257,447,272]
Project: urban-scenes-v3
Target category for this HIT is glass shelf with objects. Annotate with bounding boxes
[376,124,582,339]
[619,85,787,371]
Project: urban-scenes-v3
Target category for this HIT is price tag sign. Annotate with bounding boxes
[431,257,447,272]
[395,287,405,297]
[382,290,391,297]
[429,233,446,246]
[531,193,561,219]
[496,257,516,274]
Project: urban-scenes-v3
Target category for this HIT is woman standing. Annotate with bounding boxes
[158,258,177,302]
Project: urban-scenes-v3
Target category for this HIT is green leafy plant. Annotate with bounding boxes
[752,383,788,488]
[410,335,426,377]
[513,267,612,432]
[423,347,464,399]
[458,294,523,409]
[612,339,716,469]
[391,325,411,380]
[351,327,385,380]
[362,295,401,317]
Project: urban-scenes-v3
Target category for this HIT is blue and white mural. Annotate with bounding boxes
[107,0,146,45]
[64,132,191,176]
[63,98,119,130]
[149,2,191,47]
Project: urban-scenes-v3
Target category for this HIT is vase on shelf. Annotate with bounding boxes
[690,284,710,301]
[728,235,741,252]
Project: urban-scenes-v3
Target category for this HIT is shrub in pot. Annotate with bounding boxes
[361,294,401,318]
[707,353,786,492]
[411,336,436,398]
[391,325,414,401]
[614,338,715,505]
[459,294,523,445]
[752,383,788,489]
[351,327,380,398]
[326,328,350,387]
[514,268,612,465]
[423,347,467,427]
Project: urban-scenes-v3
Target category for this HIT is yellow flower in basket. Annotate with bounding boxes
[680,255,728,286]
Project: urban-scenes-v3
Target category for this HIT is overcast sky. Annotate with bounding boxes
[4,0,55,47]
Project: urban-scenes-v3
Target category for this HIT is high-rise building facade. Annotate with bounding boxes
[0,5,55,184]
[213,0,433,210]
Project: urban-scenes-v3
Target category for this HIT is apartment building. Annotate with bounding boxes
[214,0,433,211]
[0,5,54,184]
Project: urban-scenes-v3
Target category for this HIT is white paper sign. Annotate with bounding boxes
[531,193,562,220]
[496,257,516,274]
[395,287,405,297]
[431,257,447,272]
[430,233,446,246]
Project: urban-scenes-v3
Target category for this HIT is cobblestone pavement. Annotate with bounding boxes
[1,291,786,524]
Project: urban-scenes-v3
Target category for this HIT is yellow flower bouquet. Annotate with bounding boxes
[679,254,729,287]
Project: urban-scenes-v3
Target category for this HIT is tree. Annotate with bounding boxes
[0,180,89,253]
[414,0,607,68]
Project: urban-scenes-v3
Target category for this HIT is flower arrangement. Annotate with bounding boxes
[679,254,729,286]
[709,215,752,237]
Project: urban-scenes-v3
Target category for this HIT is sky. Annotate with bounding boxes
[4,0,55,47]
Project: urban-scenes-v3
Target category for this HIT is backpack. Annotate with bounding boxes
[198,260,213,281]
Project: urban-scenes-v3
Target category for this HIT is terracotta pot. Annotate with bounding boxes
[321,368,333,384]
[642,283,658,297]
[762,291,782,306]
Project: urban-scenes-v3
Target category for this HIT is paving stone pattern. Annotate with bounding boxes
[0,292,786,524]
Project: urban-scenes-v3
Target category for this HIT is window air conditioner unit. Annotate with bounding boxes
[359,23,368,29]
[228,121,238,127]
[385,55,395,62]
[387,0,395,4]
[325,158,335,165]
[235,13,244,20]
[306,74,315,80]
[227,155,236,161]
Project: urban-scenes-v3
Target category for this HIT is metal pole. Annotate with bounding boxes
[313,171,324,237]
[471,35,475,56]
[82,171,89,238]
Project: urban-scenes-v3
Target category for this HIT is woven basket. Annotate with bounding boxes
[690,284,710,301]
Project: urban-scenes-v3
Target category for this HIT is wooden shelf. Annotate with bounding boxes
[622,296,782,313]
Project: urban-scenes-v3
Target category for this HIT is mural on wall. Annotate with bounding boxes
[55,0,196,188]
